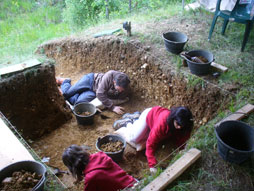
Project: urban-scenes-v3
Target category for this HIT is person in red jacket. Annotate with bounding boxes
[115,106,193,174]
[62,144,136,191]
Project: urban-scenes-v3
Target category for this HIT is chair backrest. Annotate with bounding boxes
[231,0,253,20]
[216,0,253,20]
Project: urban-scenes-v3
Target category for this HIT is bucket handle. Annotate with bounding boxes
[180,51,215,64]
[180,51,191,61]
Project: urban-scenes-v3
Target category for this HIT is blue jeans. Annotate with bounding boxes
[61,73,96,105]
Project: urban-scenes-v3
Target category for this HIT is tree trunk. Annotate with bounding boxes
[129,0,132,13]
[106,0,109,19]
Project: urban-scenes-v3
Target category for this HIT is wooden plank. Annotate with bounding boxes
[142,148,201,191]
[215,103,254,127]
[211,62,228,73]
[0,59,41,76]
[0,118,34,170]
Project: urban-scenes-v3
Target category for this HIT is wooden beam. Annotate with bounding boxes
[211,62,228,73]
[215,103,254,127]
[0,118,34,170]
[141,148,201,191]
[0,59,41,77]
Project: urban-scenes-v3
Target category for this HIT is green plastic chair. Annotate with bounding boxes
[208,0,254,52]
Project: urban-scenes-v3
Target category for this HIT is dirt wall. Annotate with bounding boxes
[37,36,230,124]
[0,63,72,140]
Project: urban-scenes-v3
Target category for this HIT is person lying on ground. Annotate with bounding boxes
[62,144,137,191]
[114,106,194,174]
[56,70,130,114]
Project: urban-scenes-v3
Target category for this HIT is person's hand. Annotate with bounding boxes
[150,167,157,175]
[113,106,125,115]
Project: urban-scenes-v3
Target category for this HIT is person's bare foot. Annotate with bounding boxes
[56,77,68,86]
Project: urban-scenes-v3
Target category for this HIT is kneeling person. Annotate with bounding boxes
[62,145,137,191]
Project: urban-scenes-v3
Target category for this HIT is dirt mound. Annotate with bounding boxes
[0,63,72,140]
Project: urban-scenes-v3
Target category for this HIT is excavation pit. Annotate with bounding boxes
[0,36,230,189]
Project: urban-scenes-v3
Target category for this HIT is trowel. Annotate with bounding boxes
[48,165,69,176]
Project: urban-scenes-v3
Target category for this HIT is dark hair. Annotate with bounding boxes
[114,73,130,89]
[62,145,90,181]
[167,106,194,134]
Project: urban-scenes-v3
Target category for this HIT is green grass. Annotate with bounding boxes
[0,3,70,67]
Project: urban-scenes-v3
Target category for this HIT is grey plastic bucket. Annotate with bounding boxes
[162,32,188,54]
[215,120,254,164]
[184,50,213,76]
[73,102,96,125]
[0,160,47,191]
[96,134,126,162]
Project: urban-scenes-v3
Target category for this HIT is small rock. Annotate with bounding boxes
[202,117,208,123]
[2,177,12,184]
[144,46,151,51]
[141,63,148,69]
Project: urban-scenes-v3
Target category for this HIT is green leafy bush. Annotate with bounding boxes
[63,0,103,27]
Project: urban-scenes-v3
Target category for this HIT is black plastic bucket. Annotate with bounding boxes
[215,120,254,164]
[73,102,96,125]
[0,160,47,191]
[162,32,188,54]
[184,50,213,76]
[96,134,126,162]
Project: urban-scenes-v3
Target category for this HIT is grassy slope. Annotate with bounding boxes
[1,1,254,190]
[0,2,71,67]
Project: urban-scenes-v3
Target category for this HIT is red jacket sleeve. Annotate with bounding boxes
[145,120,169,168]
[145,127,161,168]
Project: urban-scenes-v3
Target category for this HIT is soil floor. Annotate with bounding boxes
[31,90,174,189]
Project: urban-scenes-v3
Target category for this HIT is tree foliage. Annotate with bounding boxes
[63,0,103,27]
[62,0,178,28]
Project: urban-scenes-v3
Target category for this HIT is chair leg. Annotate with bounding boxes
[241,21,253,52]
[208,14,219,41]
[221,19,229,35]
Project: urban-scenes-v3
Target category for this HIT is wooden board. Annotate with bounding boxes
[141,148,201,191]
[0,118,34,170]
[211,62,228,73]
[215,103,254,127]
[0,59,41,77]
